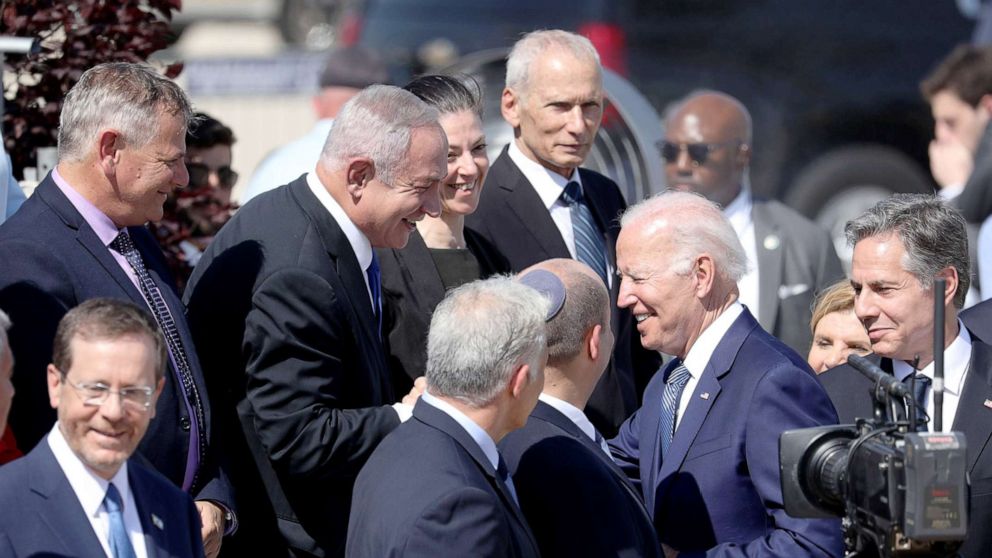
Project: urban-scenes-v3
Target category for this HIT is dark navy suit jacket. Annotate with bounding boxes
[962,299,992,343]
[346,399,540,558]
[499,400,661,558]
[818,335,992,558]
[0,175,229,505]
[0,437,204,557]
[609,309,843,557]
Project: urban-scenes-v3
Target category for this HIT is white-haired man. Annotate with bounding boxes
[184,85,444,557]
[609,191,842,557]
[467,29,660,438]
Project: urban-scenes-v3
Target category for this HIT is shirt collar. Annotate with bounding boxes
[507,141,583,210]
[538,393,598,442]
[682,302,745,379]
[306,171,373,271]
[47,423,131,519]
[892,320,972,396]
[421,390,500,470]
[722,184,752,236]
[52,167,122,246]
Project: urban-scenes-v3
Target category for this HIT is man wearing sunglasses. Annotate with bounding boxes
[661,90,843,355]
[0,298,205,557]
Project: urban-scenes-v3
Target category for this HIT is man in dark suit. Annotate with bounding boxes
[184,85,444,557]
[347,276,544,557]
[500,259,661,558]
[0,299,204,557]
[466,29,660,437]
[662,91,844,355]
[963,298,992,342]
[0,63,231,556]
[609,191,843,557]
[818,195,992,557]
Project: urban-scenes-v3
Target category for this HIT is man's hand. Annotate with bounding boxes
[929,138,973,189]
[662,543,679,558]
[402,376,427,406]
[195,500,226,558]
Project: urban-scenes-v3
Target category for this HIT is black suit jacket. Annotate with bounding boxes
[962,299,992,344]
[466,147,662,436]
[0,175,229,505]
[818,338,992,557]
[346,399,540,558]
[377,228,510,392]
[0,438,205,557]
[499,400,661,558]
[184,177,400,558]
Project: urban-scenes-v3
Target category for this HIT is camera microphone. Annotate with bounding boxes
[846,354,912,400]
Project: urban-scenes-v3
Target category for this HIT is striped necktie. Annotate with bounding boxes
[660,363,692,457]
[562,181,609,285]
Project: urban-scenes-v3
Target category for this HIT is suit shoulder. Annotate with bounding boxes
[754,198,831,241]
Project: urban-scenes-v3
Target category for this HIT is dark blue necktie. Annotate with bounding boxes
[904,373,931,431]
[496,454,519,506]
[104,483,137,558]
[366,252,382,338]
[660,363,692,457]
[111,230,203,490]
[562,182,608,285]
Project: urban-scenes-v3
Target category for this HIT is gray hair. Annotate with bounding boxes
[845,194,970,308]
[0,309,11,363]
[321,84,441,185]
[426,276,549,407]
[58,63,195,162]
[621,190,748,282]
[543,264,609,365]
[505,30,601,97]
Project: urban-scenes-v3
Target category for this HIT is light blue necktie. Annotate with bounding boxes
[562,182,609,285]
[660,363,692,457]
[104,483,137,558]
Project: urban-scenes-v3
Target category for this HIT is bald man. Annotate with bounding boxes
[662,91,843,354]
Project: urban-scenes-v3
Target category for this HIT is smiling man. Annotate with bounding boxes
[0,299,204,557]
[184,85,445,557]
[818,194,992,557]
[0,62,232,557]
[467,29,660,438]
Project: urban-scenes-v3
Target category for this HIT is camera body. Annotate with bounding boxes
[780,422,967,557]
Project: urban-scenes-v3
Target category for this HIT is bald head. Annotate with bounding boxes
[663,91,752,208]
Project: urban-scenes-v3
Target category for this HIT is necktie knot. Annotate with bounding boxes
[667,364,692,387]
[104,482,124,512]
[562,181,583,205]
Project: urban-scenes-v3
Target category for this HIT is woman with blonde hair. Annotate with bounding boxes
[807,280,871,373]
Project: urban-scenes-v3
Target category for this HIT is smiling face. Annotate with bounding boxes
[807,309,871,373]
[361,125,447,248]
[48,334,163,480]
[502,49,603,179]
[111,109,189,226]
[438,110,488,216]
[850,233,939,364]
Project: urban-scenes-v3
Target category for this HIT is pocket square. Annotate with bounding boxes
[778,283,809,299]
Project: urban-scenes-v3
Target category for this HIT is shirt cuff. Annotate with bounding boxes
[392,402,414,422]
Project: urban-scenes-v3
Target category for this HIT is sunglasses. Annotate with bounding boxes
[187,162,239,189]
[657,140,743,166]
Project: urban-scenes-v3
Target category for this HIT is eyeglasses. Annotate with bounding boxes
[60,373,155,412]
[657,140,744,166]
[186,162,239,190]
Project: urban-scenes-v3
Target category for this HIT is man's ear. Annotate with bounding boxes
[47,364,62,410]
[586,324,603,362]
[508,363,531,399]
[936,266,959,307]
[979,93,992,117]
[345,157,376,199]
[693,254,716,299]
[501,87,522,129]
[736,143,751,170]
[97,130,123,175]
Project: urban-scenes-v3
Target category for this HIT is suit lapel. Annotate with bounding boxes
[490,149,570,260]
[952,338,992,472]
[751,201,783,334]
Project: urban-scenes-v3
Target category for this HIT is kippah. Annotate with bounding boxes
[517,269,566,321]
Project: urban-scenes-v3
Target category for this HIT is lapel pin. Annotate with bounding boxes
[151,514,164,530]
[763,235,780,251]
[700,392,710,400]
[983,399,992,409]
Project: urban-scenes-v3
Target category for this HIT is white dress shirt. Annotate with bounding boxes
[893,320,971,431]
[538,393,613,460]
[507,141,613,288]
[677,302,746,430]
[723,187,759,318]
[305,172,412,422]
[47,424,149,558]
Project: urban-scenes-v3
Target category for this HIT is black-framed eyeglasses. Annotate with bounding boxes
[59,372,155,412]
[186,162,239,190]
[657,140,744,166]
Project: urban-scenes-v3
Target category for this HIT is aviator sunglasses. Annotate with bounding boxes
[657,140,745,166]
[186,162,239,189]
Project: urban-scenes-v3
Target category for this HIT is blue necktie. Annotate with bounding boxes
[904,373,931,431]
[366,252,382,338]
[660,363,692,457]
[496,454,520,506]
[104,483,137,558]
[562,182,608,285]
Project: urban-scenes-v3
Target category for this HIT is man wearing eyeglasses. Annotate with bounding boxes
[0,298,205,557]
[661,90,843,354]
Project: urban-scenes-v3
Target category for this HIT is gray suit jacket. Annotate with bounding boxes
[751,197,844,354]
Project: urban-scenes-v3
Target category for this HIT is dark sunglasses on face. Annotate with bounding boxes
[186,162,239,189]
[657,140,744,166]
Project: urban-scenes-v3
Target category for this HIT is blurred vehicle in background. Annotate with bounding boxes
[329,0,975,259]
